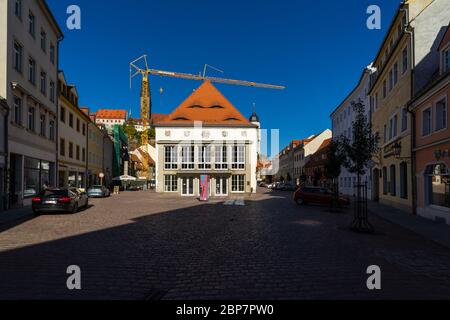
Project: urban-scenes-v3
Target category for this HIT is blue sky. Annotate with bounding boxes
[47,0,400,152]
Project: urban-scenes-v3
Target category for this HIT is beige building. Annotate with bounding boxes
[57,71,89,188]
[1,0,63,207]
[369,0,450,212]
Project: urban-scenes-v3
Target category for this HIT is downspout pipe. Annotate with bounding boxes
[3,100,10,210]
[55,33,64,187]
[402,7,418,216]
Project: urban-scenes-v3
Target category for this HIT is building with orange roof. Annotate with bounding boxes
[304,138,333,187]
[154,81,260,196]
[94,109,128,129]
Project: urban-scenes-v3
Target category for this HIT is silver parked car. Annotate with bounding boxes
[87,185,111,198]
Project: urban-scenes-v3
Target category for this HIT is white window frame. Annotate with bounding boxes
[389,113,398,141]
[434,95,448,133]
[198,145,212,169]
[442,45,450,74]
[401,107,408,133]
[164,146,178,170]
[13,40,23,73]
[215,145,229,170]
[181,145,195,170]
[231,175,245,193]
[13,96,22,126]
[422,106,432,137]
[232,145,245,170]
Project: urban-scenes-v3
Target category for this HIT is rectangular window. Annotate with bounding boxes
[401,107,408,132]
[28,57,36,84]
[76,145,80,161]
[389,69,394,91]
[443,48,450,73]
[82,123,86,136]
[215,145,228,170]
[27,106,35,131]
[50,44,55,64]
[164,175,178,192]
[13,96,22,126]
[15,0,22,19]
[76,119,80,132]
[49,120,55,141]
[69,113,74,127]
[181,146,195,170]
[393,63,398,86]
[49,80,55,103]
[164,146,178,170]
[428,164,450,208]
[28,11,35,37]
[39,114,46,137]
[13,41,23,72]
[40,29,46,52]
[69,142,73,158]
[383,80,387,98]
[402,47,408,74]
[198,145,212,169]
[400,162,408,199]
[435,98,447,131]
[422,107,432,136]
[232,175,245,192]
[232,145,245,169]
[383,167,388,195]
[390,165,397,197]
[40,71,46,95]
[82,148,86,162]
[60,107,66,123]
[389,115,398,140]
[60,138,65,156]
[383,124,387,143]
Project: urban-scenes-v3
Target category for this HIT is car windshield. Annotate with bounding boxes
[40,190,68,197]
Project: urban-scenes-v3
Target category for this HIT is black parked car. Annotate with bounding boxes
[32,188,89,215]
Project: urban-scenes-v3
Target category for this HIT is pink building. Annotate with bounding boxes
[412,24,450,224]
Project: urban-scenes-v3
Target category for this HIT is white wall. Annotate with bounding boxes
[155,126,258,193]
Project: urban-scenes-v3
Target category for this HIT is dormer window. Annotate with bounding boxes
[173,117,189,121]
[443,46,450,73]
[224,117,239,121]
[209,105,224,109]
[188,105,204,109]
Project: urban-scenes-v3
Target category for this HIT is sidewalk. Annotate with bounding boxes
[0,206,33,226]
[368,201,450,250]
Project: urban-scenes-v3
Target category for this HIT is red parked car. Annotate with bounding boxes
[293,187,350,206]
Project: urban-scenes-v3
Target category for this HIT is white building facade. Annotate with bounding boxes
[331,65,374,198]
[154,81,258,197]
[1,0,63,207]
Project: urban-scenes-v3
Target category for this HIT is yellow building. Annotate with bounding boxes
[369,0,450,212]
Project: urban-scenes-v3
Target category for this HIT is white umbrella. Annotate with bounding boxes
[113,175,137,181]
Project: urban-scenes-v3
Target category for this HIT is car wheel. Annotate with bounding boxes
[32,209,40,216]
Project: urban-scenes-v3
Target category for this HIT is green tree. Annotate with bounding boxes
[324,139,346,209]
[340,99,379,232]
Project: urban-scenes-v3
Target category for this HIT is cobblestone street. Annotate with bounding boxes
[1,189,450,300]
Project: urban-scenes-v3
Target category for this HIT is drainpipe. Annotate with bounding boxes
[55,33,64,187]
[403,7,417,216]
[3,100,10,210]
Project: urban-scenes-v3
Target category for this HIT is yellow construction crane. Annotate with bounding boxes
[129,54,285,145]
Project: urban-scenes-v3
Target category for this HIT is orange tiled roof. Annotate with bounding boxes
[95,109,127,120]
[317,138,332,152]
[156,81,255,127]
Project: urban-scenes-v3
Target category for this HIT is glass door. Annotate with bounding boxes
[182,177,194,196]
[216,177,228,196]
